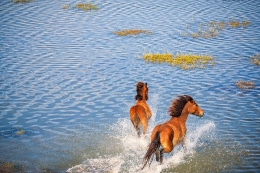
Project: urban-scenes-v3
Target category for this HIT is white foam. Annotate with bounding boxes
[67,157,123,173]
[67,95,215,173]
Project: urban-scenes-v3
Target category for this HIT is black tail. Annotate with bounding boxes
[142,131,160,169]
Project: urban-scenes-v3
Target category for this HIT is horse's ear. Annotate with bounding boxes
[145,83,147,86]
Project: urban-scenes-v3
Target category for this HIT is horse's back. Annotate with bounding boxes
[137,102,152,119]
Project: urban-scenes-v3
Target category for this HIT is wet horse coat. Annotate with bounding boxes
[142,95,204,169]
[130,82,152,137]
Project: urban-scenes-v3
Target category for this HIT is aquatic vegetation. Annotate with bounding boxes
[143,53,214,69]
[250,54,260,66]
[242,19,250,27]
[229,19,240,28]
[143,53,173,63]
[217,21,225,30]
[114,29,152,36]
[62,4,70,10]
[0,127,31,138]
[0,161,24,172]
[16,129,25,135]
[62,3,98,11]
[173,53,214,69]
[75,3,98,11]
[12,0,33,3]
[181,19,250,39]
[235,81,254,89]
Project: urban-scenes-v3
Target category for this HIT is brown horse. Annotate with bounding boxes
[130,82,152,137]
[142,95,204,169]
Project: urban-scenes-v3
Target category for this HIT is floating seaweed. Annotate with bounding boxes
[235,81,254,89]
[0,161,24,173]
[143,53,173,63]
[250,54,260,66]
[142,53,214,69]
[16,129,25,135]
[229,19,240,28]
[75,3,98,11]
[114,29,152,36]
[62,4,70,10]
[173,53,214,69]
[181,19,250,39]
[62,3,98,11]
[12,0,33,3]
[0,127,41,138]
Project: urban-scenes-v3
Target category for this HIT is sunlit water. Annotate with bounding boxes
[0,0,259,172]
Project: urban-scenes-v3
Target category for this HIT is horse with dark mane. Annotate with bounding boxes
[142,95,204,169]
[130,82,152,137]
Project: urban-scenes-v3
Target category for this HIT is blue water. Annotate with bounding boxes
[0,0,259,172]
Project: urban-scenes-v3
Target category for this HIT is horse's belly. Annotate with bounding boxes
[173,139,181,147]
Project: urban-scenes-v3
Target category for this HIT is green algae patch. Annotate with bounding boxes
[62,2,98,11]
[12,0,33,3]
[143,53,214,69]
[114,29,152,36]
[143,53,173,63]
[250,54,260,66]
[75,3,98,11]
[235,81,254,89]
[180,19,250,39]
[173,53,214,69]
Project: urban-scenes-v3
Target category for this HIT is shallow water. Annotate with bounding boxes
[0,0,259,172]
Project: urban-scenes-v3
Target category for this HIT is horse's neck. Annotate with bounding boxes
[137,92,147,103]
[136,99,147,104]
[178,106,189,123]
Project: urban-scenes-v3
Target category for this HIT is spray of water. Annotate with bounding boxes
[67,94,216,173]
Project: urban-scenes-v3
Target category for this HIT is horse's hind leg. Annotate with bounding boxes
[136,124,141,137]
[131,120,140,137]
[130,108,141,137]
[155,148,163,163]
[181,136,186,150]
[159,148,164,164]
[141,120,148,136]
[155,148,160,162]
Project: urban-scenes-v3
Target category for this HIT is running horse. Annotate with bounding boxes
[130,82,152,137]
[142,95,204,169]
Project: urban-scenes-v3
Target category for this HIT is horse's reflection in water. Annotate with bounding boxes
[130,82,152,137]
[142,95,204,169]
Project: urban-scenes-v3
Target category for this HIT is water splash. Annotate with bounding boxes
[67,119,216,173]
[67,157,123,173]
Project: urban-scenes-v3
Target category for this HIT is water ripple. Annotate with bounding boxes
[0,0,260,172]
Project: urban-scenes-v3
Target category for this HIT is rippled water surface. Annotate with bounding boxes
[0,0,259,172]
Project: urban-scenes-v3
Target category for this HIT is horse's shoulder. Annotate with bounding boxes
[136,102,151,112]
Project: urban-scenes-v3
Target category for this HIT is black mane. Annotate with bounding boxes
[168,95,193,117]
[135,82,148,101]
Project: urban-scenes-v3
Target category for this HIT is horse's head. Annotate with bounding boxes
[135,82,148,101]
[168,95,204,117]
[184,95,204,117]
